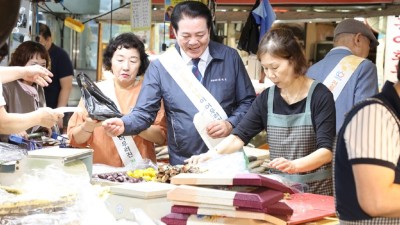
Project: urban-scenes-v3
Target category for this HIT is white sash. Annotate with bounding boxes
[158,48,228,149]
[323,55,365,100]
[96,80,143,166]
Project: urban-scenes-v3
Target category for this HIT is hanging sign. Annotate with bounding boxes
[130,0,151,30]
[164,0,187,39]
[384,16,400,82]
[12,0,30,36]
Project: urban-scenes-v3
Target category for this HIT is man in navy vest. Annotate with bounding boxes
[335,59,400,224]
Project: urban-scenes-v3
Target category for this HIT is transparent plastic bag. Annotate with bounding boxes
[262,173,309,193]
[1,164,117,225]
[199,151,249,175]
[126,158,158,171]
[0,211,80,225]
[0,142,27,165]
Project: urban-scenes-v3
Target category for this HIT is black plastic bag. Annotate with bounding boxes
[76,72,123,121]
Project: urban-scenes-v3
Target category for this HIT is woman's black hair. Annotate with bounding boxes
[103,32,149,76]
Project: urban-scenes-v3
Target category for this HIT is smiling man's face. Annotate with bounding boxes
[174,16,210,59]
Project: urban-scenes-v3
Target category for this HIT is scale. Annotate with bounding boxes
[0,147,93,186]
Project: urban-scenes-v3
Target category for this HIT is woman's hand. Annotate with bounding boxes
[268,157,298,174]
[81,116,102,133]
[185,151,217,165]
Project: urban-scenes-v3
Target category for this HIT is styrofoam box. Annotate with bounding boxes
[105,182,176,221]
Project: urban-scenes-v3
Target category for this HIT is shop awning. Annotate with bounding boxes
[152,0,393,5]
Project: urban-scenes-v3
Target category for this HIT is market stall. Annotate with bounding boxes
[0,139,341,225]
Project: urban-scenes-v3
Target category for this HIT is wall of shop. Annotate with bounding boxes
[39,5,393,106]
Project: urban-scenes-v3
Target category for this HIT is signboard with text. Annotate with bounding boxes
[384,16,400,82]
[130,0,151,30]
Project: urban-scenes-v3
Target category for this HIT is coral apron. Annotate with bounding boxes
[266,81,332,195]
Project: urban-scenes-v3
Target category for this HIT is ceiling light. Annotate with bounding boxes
[336,9,352,12]
[313,8,330,12]
[296,9,309,12]
[274,8,288,13]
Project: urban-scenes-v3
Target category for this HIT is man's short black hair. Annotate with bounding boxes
[170,1,212,33]
[38,23,52,39]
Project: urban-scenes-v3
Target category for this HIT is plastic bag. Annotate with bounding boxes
[127,158,158,171]
[262,174,309,193]
[0,142,27,164]
[199,151,249,175]
[1,164,117,225]
[76,72,123,121]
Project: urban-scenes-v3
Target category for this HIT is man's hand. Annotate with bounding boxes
[23,65,53,87]
[206,120,233,138]
[102,118,125,137]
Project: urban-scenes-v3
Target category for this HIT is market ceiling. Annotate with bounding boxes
[141,0,400,22]
[152,0,394,4]
[133,0,400,22]
[41,0,400,23]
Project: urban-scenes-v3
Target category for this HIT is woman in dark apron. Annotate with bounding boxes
[186,28,336,195]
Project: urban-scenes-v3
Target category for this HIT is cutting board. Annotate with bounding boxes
[285,193,335,225]
[171,205,288,225]
[171,173,295,194]
[164,193,335,225]
[167,184,283,209]
[170,200,293,216]
[161,213,274,225]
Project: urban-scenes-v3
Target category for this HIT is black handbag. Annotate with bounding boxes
[76,72,122,121]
